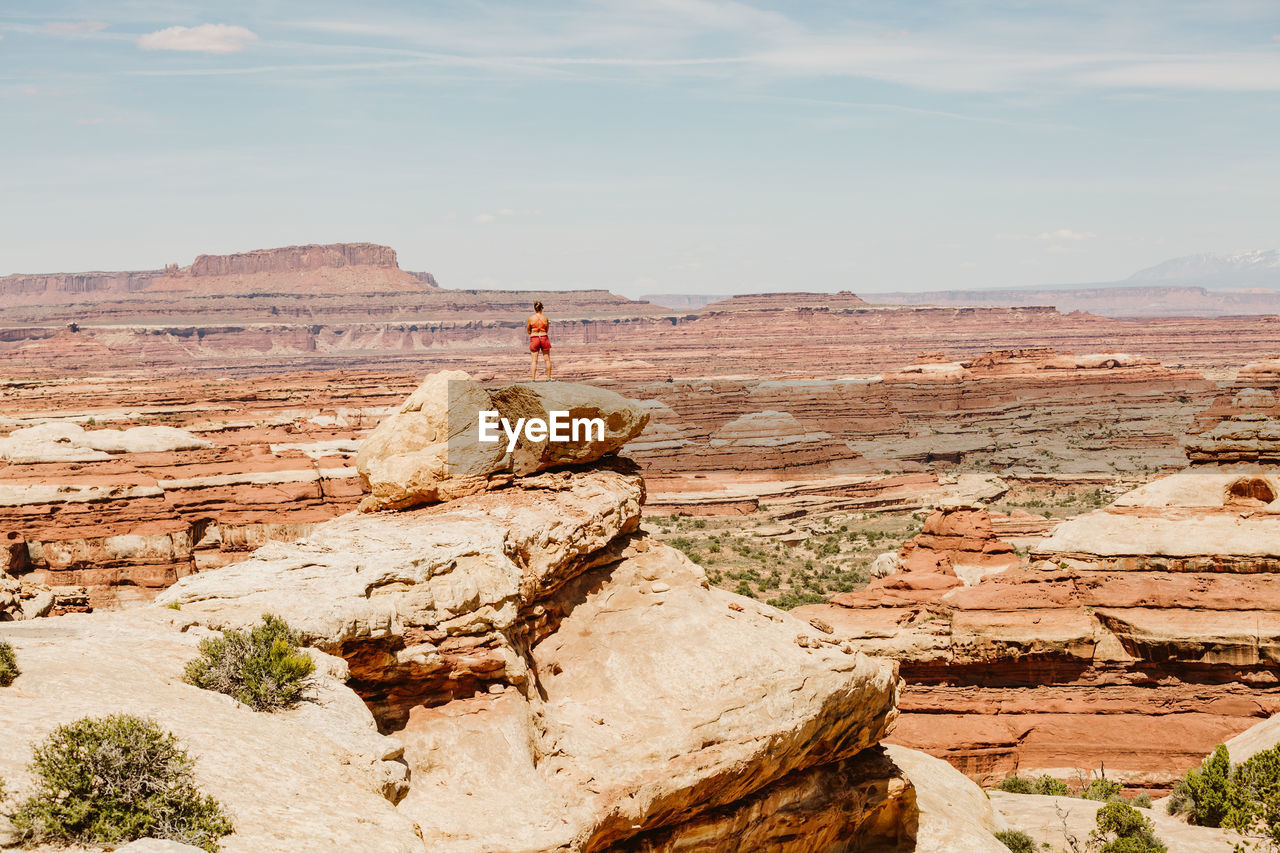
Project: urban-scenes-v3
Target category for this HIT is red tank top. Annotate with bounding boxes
[528,314,548,336]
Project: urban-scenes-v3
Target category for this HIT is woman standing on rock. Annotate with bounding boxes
[527,301,552,381]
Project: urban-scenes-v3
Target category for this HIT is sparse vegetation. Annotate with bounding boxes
[1132,792,1152,809]
[1034,775,1073,797]
[645,509,920,608]
[998,775,1036,794]
[0,639,19,686]
[183,614,314,711]
[9,714,233,852]
[994,828,1037,853]
[1082,777,1124,802]
[1168,744,1231,826]
[1089,800,1166,853]
[1168,742,1280,850]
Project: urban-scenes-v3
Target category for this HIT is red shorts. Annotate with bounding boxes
[529,335,550,353]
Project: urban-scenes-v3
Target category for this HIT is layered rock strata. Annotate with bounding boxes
[801,418,1280,791]
[0,400,371,608]
[2,377,1010,851]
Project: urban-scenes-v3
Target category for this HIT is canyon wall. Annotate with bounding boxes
[0,271,160,306]
[798,387,1280,792]
[0,377,1010,852]
[189,243,400,277]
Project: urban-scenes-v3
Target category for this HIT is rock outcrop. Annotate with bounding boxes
[2,378,1013,851]
[356,374,649,511]
[0,610,420,851]
[896,505,1018,586]
[800,409,1280,791]
[0,422,212,462]
[1185,413,1280,464]
[155,462,909,851]
[189,243,401,277]
[0,382,374,607]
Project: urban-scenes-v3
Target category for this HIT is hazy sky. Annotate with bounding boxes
[2,1,1278,296]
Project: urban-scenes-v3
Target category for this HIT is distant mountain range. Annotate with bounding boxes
[1127,250,1280,286]
[861,249,1280,317]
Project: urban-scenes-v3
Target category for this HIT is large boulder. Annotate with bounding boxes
[158,464,907,851]
[355,371,506,509]
[488,382,649,474]
[356,372,648,511]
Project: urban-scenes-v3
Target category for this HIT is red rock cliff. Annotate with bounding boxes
[190,243,402,277]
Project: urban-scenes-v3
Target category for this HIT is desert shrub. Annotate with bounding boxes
[0,639,19,686]
[994,828,1036,852]
[183,614,314,711]
[1090,800,1167,853]
[10,714,232,852]
[765,591,826,610]
[1168,743,1232,825]
[1132,792,1152,809]
[997,775,1036,794]
[1083,777,1124,802]
[1222,746,1280,846]
[1034,774,1073,797]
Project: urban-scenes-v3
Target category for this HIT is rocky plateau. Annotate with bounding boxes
[0,375,1009,852]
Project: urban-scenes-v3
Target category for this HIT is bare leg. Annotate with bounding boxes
[530,351,538,381]
[544,351,552,381]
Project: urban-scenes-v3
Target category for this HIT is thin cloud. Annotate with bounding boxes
[45,21,108,36]
[1037,229,1096,241]
[88,3,1280,94]
[137,24,258,55]
[473,214,497,224]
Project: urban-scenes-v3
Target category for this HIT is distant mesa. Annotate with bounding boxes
[189,242,402,277]
[0,242,438,306]
[697,291,870,312]
[640,293,722,311]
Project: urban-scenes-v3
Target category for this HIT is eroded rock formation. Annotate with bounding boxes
[189,243,401,277]
[801,401,1280,791]
[1,377,1008,851]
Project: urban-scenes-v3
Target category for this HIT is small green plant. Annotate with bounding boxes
[167,602,182,611]
[1223,745,1280,846]
[0,639,19,686]
[1083,777,1124,801]
[10,714,232,852]
[1034,775,1073,797]
[1133,792,1152,809]
[183,614,314,711]
[1168,744,1231,825]
[994,828,1036,853]
[1089,800,1166,853]
[997,775,1036,794]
